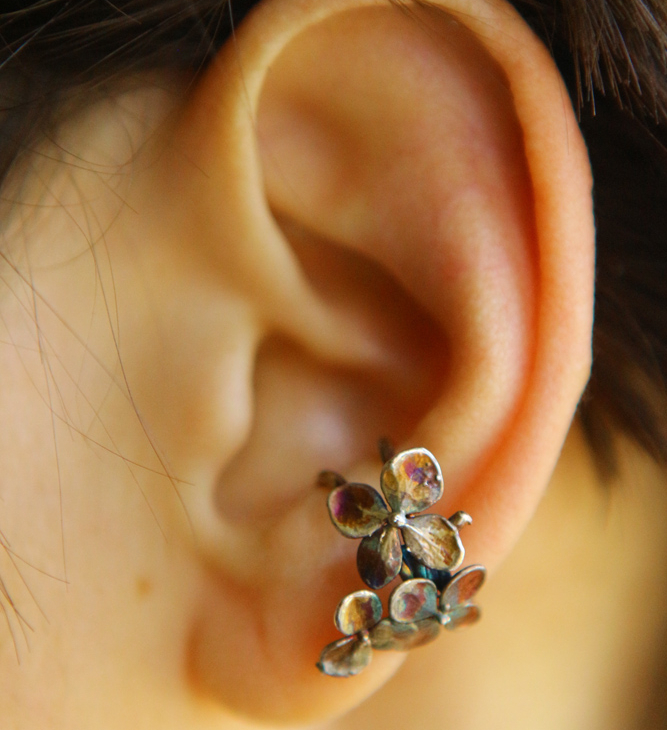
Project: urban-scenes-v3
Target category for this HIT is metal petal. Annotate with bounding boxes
[357,526,402,589]
[380,447,443,514]
[334,590,383,635]
[439,565,486,611]
[389,579,438,623]
[317,635,372,677]
[327,483,389,538]
[402,514,464,571]
[370,618,441,651]
[441,604,481,631]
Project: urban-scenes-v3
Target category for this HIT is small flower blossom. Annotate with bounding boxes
[317,591,382,678]
[326,448,468,589]
[317,590,441,677]
[389,565,486,637]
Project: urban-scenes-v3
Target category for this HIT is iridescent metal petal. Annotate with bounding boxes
[327,483,389,538]
[334,590,383,635]
[380,447,443,513]
[357,526,402,589]
[441,604,481,631]
[402,514,464,571]
[439,565,486,611]
[317,635,372,677]
[389,579,438,623]
[370,617,441,651]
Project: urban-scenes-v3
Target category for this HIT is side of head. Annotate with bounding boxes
[3,0,666,728]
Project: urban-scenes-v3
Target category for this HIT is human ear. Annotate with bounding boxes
[120,0,593,722]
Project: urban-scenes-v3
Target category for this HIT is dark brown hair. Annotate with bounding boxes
[516,0,667,474]
[2,0,667,475]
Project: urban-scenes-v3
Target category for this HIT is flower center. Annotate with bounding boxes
[388,511,407,527]
[358,630,371,646]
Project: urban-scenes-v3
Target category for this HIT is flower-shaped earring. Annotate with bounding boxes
[326,448,471,589]
[317,444,485,678]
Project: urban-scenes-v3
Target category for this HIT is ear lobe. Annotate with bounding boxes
[158,0,594,721]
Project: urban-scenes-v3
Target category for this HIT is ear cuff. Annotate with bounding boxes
[317,442,485,678]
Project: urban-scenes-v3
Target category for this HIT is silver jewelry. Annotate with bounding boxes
[317,442,485,677]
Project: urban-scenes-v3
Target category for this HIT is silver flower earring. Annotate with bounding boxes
[317,442,485,678]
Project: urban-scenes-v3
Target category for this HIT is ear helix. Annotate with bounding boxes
[317,441,485,677]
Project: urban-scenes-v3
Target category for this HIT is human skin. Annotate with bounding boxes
[2,0,662,728]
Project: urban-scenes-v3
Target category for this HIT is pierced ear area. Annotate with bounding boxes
[175,0,594,722]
